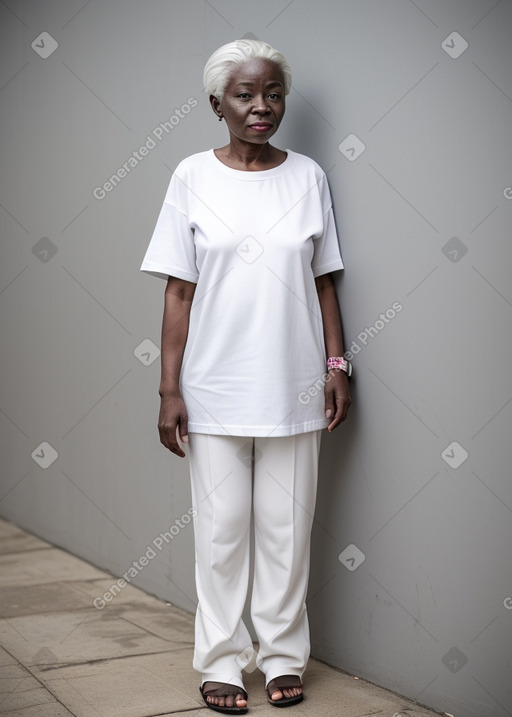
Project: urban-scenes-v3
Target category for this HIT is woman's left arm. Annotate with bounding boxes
[315,273,351,431]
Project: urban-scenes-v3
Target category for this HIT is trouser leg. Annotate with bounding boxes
[251,431,322,686]
[188,433,253,690]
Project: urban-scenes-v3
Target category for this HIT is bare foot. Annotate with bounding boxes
[267,676,303,704]
[202,682,247,709]
[270,685,303,701]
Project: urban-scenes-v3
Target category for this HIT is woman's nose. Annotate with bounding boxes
[252,96,269,113]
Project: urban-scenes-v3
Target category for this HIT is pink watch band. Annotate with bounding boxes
[327,356,352,376]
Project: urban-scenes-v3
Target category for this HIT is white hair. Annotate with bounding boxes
[203,39,292,99]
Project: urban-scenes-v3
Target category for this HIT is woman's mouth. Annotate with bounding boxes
[249,123,273,132]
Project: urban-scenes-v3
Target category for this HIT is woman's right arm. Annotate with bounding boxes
[158,276,196,457]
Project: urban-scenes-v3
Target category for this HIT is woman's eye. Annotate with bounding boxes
[237,92,281,100]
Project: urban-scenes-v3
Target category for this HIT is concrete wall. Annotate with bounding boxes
[1,2,511,715]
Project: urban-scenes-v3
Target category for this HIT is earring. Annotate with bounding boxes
[218,116,222,121]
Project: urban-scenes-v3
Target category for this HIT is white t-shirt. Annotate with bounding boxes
[141,149,343,437]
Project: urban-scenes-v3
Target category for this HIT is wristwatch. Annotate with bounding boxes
[327,356,353,377]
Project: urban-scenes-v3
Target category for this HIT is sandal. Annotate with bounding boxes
[266,675,304,707]
[200,681,248,714]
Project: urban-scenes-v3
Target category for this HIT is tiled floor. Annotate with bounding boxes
[0,517,444,716]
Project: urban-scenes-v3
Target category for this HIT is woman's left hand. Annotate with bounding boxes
[324,369,351,432]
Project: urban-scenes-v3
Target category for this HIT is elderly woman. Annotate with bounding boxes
[141,39,351,714]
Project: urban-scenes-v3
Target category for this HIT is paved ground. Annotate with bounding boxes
[0,516,446,716]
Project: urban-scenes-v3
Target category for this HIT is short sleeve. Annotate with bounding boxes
[311,175,344,278]
[140,172,199,283]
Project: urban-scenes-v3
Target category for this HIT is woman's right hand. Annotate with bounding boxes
[158,392,189,458]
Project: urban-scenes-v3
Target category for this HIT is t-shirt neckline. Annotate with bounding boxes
[207,148,294,179]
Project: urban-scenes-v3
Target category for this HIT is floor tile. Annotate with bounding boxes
[0,582,98,618]
[0,610,175,668]
[67,578,169,607]
[0,645,17,666]
[0,658,59,714]
[1,705,75,716]
[0,549,107,587]
[37,651,200,717]
[110,602,195,646]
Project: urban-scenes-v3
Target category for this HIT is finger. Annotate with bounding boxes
[159,422,185,458]
[328,394,350,432]
[327,396,343,432]
[327,413,340,431]
[341,396,351,421]
[324,388,335,422]
[158,424,170,449]
[325,390,339,429]
[174,425,187,457]
[179,412,189,444]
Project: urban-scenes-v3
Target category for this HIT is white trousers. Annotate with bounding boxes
[188,431,322,690]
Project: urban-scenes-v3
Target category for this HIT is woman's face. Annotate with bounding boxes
[212,58,286,144]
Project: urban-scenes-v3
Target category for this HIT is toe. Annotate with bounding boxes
[273,685,303,700]
[203,682,249,709]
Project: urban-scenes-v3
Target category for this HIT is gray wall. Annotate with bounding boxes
[1,1,511,715]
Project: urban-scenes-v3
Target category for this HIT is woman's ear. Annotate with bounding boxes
[209,94,222,120]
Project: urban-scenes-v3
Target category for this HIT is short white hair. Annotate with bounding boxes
[203,39,292,99]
